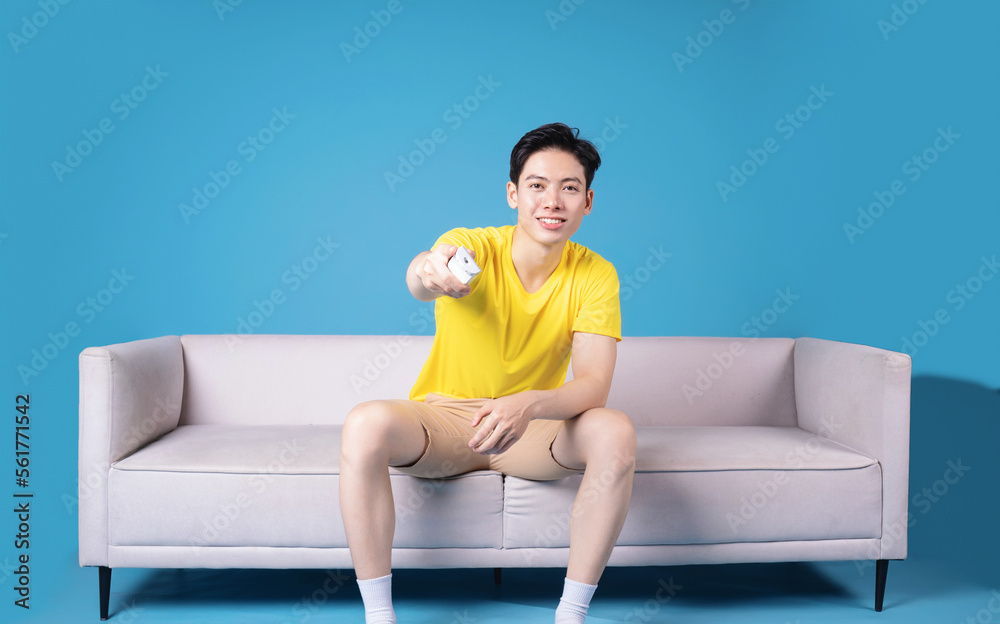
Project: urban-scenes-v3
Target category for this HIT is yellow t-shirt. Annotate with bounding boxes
[409,225,622,401]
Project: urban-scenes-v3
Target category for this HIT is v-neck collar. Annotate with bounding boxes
[503,226,568,297]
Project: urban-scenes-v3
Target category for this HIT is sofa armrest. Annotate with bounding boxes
[78,336,184,566]
[793,337,911,560]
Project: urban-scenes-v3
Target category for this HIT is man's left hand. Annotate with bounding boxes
[468,391,539,455]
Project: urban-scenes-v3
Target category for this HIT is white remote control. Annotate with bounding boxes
[448,246,482,285]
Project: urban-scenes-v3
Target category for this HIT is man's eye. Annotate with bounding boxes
[564,186,578,192]
[530,183,542,189]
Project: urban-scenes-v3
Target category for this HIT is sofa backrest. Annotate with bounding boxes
[607,336,796,426]
[178,334,428,426]
[178,334,797,427]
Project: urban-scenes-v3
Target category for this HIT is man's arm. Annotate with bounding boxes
[525,331,617,420]
[468,332,617,454]
[406,245,473,301]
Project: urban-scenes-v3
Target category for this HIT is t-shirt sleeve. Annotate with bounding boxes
[573,261,622,341]
[432,228,490,268]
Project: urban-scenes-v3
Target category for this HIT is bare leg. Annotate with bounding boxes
[339,400,428,580]
[551,408,637,585]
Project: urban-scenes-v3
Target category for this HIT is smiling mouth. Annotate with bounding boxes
[537,217,565,224]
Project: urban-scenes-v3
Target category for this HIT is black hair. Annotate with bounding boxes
[509,122,601,191]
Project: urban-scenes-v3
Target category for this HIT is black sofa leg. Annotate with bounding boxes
[875,559,888,612]
[494,568,502,585]
[99,566,111,621]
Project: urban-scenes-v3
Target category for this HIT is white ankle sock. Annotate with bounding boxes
[555,577,597,623]
[357,573,396,624]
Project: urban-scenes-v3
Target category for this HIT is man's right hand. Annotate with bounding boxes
[407,245,475,301]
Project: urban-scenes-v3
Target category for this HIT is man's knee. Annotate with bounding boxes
[578,408,637,469]
[343,400,428,467]
[342,400,400,455]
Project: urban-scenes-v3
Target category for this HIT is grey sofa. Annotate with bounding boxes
[78,334,911,619]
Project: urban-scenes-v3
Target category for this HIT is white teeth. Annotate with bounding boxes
[539,218,563,224]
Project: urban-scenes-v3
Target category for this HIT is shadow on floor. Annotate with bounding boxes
[906,375,999,588]
[118,562,851,614]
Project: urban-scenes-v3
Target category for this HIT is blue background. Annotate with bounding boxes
[1,1,997,622]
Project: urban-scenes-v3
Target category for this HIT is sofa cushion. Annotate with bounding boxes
[633,426,877,472]
[503,425,882,549]
[111,424,881,551]
[109,425,503,549]
[114,425,339,474]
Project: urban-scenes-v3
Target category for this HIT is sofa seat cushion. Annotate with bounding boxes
[634,426,877,472]
[504,425,882,549]
[109,425,503,549]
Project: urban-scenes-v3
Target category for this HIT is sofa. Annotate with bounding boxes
[78,334,911,620]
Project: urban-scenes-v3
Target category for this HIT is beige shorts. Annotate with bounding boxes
[389,393,582,481]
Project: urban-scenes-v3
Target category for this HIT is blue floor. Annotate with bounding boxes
[14,553,999,623]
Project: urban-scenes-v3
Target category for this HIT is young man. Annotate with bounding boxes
[340,122,636,624]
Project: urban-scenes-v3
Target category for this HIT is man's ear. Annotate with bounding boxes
[584,188,594,214]
[506,180,518,209]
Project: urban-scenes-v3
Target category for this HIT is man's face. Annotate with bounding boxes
[507,148,594,248]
